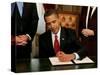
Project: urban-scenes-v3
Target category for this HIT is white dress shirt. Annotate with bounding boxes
[51,28,61,47]
[51,27,79,59]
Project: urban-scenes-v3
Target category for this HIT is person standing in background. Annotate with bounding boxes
[79,6,97,57]
[11,2,39,72]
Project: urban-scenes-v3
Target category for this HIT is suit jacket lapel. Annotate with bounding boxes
[13,2,23,34]
[22,3,25,18]
[14,2,20,17]
[60,27,67,50]
[22,3,32,18]
[47,31,55,55]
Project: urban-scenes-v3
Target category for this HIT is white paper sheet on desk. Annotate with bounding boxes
[73,56,94,64]
[49,57,73,65]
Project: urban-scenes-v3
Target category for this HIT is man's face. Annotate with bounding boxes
[45,14,60,34]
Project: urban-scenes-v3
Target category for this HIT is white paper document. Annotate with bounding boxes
[73,56,94,64]
[49,56,94,66]
[49,57,73,66]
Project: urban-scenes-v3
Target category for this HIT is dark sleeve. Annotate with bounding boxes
[70,29,87,59]
[28,3,39,41]
[74,39,87,60]
[39,35,46,58]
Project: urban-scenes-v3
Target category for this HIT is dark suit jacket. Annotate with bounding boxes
[11,2,39,72]
[11,2,39,40]
[39,27,86,59]
[79,7,97,39]
[11,2,39,59]
[79,6,97,56]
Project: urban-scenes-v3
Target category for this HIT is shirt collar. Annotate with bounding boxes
[16,2,23,17]
[51,27,61,37]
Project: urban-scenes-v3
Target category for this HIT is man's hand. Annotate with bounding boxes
[16,35,29,46]
[82,29,94,37]
[56,51,75,62]
[18,35,29,42]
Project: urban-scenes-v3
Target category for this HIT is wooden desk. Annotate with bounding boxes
[15,56,97,73]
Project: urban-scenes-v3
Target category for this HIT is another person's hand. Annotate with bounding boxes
[18,35,29,42]
[56,51,75,62]
[81,29,94,37]
[16,35,29,46]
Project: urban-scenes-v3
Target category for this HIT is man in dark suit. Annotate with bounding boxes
[39,9,86,62]
[81,7,97,37]
[11,2,39,61]
[79,6,97,57]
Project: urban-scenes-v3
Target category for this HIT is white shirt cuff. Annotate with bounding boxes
[73,53,80,60]
[26,34,31,40]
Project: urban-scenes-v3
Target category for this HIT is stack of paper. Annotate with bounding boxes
[73,56,94,64]
[49,57,73,65]
[49,56,94,66]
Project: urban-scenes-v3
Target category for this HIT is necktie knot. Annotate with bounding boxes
[55,34,58,38]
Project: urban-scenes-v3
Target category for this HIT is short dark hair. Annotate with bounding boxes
[44,9,58,18]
